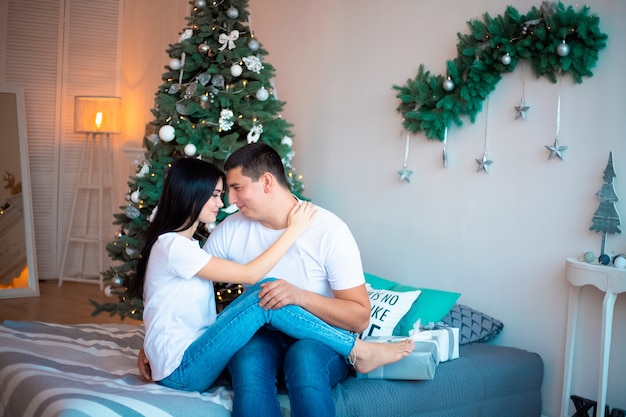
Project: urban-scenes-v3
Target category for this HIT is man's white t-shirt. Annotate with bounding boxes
[205,203,364,295]
[142,232,216,381]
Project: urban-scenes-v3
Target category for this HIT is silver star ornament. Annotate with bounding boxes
[545,137,568,160]
[475,151,494,173]
[515,98,530,120]
[397,165,414,183]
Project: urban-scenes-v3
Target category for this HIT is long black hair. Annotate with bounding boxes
[132,158,225,299]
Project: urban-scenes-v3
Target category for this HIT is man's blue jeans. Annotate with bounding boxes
[228,328,351,417]
[158,279,355,393]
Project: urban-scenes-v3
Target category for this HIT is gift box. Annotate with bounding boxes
[356,336,439,380]
[410,322,460,362]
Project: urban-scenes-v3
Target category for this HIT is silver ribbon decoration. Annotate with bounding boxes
[247,123,263,143]
[218,30,239,51]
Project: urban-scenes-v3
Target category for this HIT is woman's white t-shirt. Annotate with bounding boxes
[142,232,215,381]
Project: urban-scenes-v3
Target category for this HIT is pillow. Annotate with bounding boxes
[440,304,503,345]
[362,283,421,338]
[364,273,461,336]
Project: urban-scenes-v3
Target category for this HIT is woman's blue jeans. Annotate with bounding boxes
[228,328,350,417]
[157,278,356,393]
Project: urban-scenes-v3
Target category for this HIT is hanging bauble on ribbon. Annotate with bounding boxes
[248,39,260,51]
[557,40,570,57]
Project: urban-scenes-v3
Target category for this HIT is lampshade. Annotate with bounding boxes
[74,96,122,133]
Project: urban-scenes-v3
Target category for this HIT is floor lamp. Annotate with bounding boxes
[58,96,121,290]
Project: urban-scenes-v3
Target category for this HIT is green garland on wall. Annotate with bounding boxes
[393,2,607,141]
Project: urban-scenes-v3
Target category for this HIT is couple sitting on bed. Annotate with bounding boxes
[136,142,413,417]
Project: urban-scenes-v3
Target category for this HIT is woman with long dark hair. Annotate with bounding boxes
[136,157,413,393]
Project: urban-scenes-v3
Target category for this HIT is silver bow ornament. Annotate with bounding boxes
[218,30,239,51]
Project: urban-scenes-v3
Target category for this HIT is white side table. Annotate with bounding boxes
[561,258,626,417]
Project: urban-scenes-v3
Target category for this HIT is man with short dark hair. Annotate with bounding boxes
[208,142,370,417]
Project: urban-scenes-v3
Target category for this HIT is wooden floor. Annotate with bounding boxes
[0,280,137,324]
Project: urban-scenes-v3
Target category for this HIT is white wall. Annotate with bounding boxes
[122,1,626,416]
[247,1,626,416]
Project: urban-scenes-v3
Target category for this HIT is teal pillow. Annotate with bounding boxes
[364,273,461,336]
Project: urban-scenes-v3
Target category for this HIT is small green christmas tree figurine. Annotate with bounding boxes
[93,0,304,320]
[589,152,621,263]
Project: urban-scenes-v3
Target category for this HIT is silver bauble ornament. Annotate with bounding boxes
[130,190,141,204]
[159,125,176,142]
[198,43,210,54]
[248,39,260,51]
[226,6,239,19]
[195,0,206,7]
[230,64,243,77]
[443,77,455,92]
[501,53,511,65]
[557,40,570,57]
[112,275,124,286]
[256,87,269,101]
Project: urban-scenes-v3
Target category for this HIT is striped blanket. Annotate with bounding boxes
[0,320,235,417]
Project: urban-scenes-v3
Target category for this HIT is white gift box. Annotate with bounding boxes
[356,336,439,380]
[410,322,459,362]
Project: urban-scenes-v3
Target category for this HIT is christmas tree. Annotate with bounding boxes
[92,0,304,320]
[589,152,621,261]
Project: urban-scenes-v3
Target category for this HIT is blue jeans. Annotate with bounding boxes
[158,278,355,393]
[228,329,351,417]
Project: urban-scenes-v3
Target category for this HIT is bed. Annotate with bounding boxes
[0,306,544,417]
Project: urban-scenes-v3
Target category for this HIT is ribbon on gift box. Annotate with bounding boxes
[409,320,459,362]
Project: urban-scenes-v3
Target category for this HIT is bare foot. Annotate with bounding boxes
[352,338,414,374]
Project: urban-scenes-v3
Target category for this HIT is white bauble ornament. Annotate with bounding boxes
[557,40,570,57]
[281,136,293,147]
[501,53,511,65]
[184,143,197,156]
[230,64,243,77]
[195,0,206,7]
[226,6,239,19]
[443,77,455,92]
[248,39,260,51]
[130,190,141,204]
[159,125,176,142]
[614,254,626,269]
[104,285,114,297]
[169,58,182,70]
[256,87,269,101]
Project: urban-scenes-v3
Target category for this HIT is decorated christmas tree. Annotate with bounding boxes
[590,152,621,262]
[92,0,304,320]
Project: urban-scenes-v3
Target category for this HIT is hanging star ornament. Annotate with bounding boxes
[475,151,494,173]
[545,137,568,160]
[515,98,530,120]
[397,165,414,183]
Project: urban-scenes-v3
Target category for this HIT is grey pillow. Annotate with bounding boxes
[440,304,503,345]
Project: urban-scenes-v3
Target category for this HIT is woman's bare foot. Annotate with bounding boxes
[351,338,414,374]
